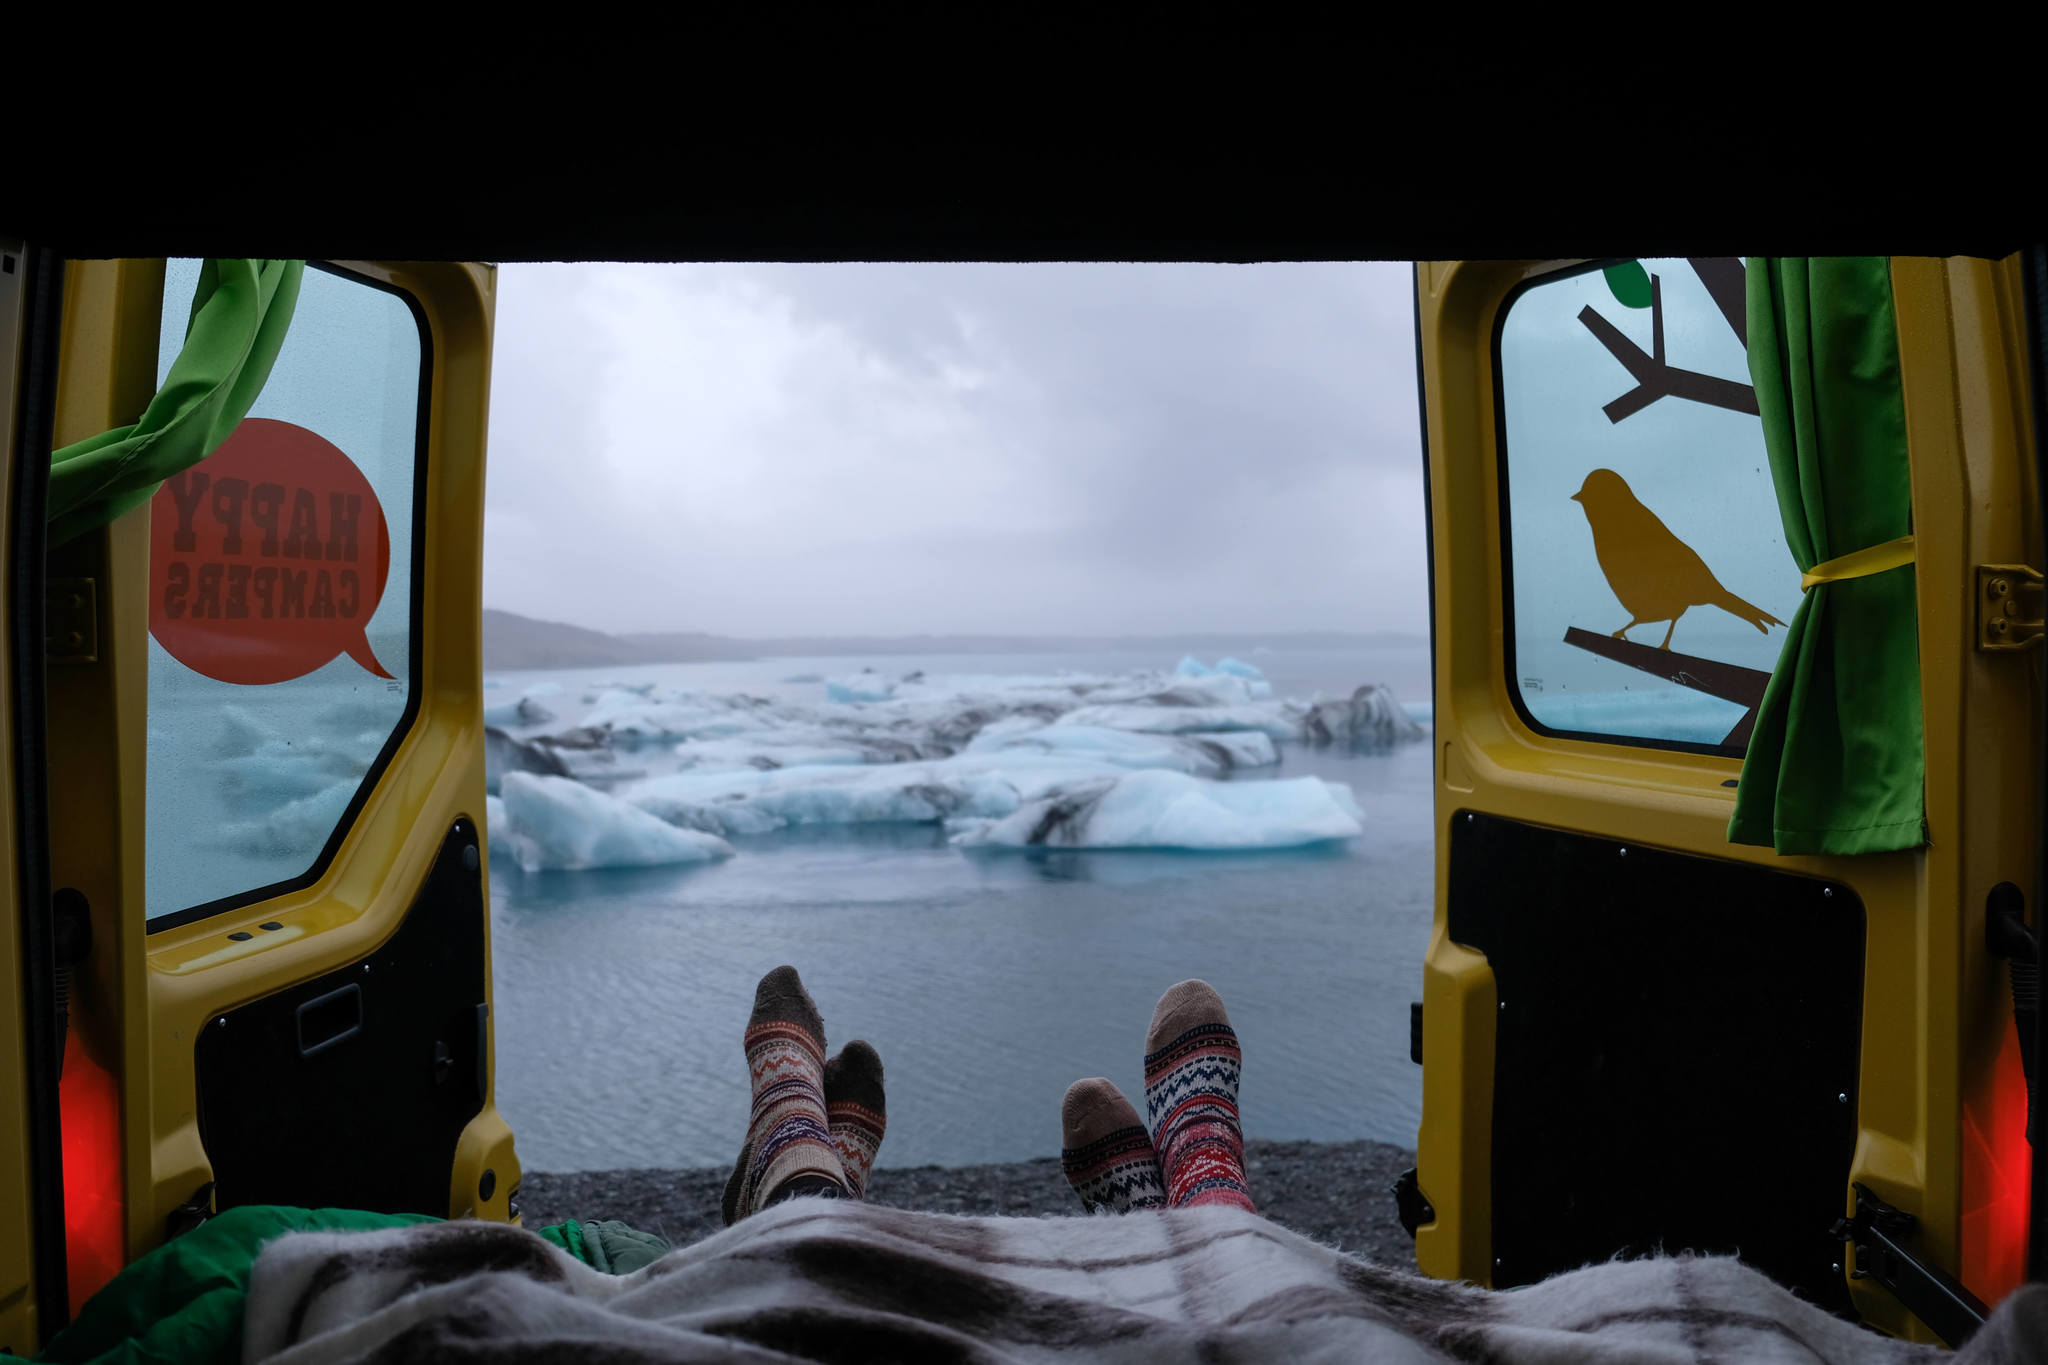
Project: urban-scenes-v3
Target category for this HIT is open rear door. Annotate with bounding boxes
[14,257,512,1332]
[1413,257,2039,1343]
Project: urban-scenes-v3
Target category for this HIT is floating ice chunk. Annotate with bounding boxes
[627,760,1029,837]
[1175,655,1216,677]
[1297,685,1428,751]
[587,680,659,697]
[484,794,511,862]
[967,723,1277,776]
[827,671,897,703]
[1522,688,1747,746]
[1215,657,1264,679]
[952,770,1364,851]
[1055,702,1298,740]
[485,727,571,795]
[1185,731,1280,769]
[525,681,563,697]
[671,736,876,774]
[483,696,557,728]
[578,697,755,746]
[213,781,357,857]
[213,704,280,758]
[1157,673,1261,706]
[499,772,734,872]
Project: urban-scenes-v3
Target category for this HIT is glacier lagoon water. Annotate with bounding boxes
[486,646,1435,1173]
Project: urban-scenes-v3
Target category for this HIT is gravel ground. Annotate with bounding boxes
[518,1138,1418,1271]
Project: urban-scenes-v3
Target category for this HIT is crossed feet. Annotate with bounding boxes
[721,966,1253,1224]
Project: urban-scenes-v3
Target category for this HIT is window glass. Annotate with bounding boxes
[144,260,424,925]
[1497,258,1799,753]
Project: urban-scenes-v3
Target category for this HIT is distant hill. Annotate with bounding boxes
[481,610,727,671]
[481,607,1424,672]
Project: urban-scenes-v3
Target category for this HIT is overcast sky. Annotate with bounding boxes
[482,262,1426,639]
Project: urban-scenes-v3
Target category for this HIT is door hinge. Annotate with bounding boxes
[1976,565,2043,651]
[1831,1182,1987,1346]
[46,577,97,663]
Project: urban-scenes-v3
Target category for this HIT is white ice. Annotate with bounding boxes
[1522,689,1747,746]
[951,769,1365,851]
[1175,655,1271,696]
[498,772,734,873]
[624,758,1043,837]
[1054,702,1300,741]
[966,722,1277,776]
[484,794,509,860]
[483,695,557,728]
[826,671,898,703]
[467,659,1424,859]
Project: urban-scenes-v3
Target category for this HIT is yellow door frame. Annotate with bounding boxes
[40,259,518,1316]
[1414,256,2039,1340]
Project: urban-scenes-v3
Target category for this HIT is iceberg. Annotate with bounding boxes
[484,726,571,795]
[499,772,734,872]
[483,695,557,728]
[1174,656,1267,692]
[826,671,898,703]
[966,723,1277,776]
[1521,688,1747,746]
[1055,702,1299,741]
[213,781,357,858]
[1297,685,1428,751]
[469,661,1426,855]
[951,769,1364,851]
[484,794,510,862]
[578,696,759,746]
[626,759,1033,837]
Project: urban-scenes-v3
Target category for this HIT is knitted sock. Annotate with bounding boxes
[1143,980,1255,1212]
[823,1040,887,1199]
[721,966,845,1225]
[1061,1078,1167,1214]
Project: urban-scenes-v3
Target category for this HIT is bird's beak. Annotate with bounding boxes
[1569,492,1581,502]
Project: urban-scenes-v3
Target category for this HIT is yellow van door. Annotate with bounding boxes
[1412,256,2040,1343]
[25,258,515,1331]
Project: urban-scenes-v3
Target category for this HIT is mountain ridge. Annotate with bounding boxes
[483,607,1425,672]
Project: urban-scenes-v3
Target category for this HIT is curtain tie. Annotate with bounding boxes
[1800,535,1916,592]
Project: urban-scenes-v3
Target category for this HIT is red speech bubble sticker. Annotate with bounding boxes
[149,418,396,685]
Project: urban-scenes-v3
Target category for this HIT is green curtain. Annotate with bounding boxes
[47,259,304,547]
[1727,258,1926,855]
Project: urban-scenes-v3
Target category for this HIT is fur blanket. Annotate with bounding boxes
[244,1198,2046,1363]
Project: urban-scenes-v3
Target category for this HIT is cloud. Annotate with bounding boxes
[483,261,1425,637]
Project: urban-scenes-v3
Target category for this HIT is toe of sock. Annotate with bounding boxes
[824,1040,886,1113]
[1146,979,1231,1053]
[1062,1077,1142,1147]
[751,965,825,1037]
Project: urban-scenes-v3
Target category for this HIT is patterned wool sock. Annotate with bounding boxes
[1143,980,1256,1212]
[721,966,845,1225]
[823,1040,887,1199]
[1061,1077,1167,1214]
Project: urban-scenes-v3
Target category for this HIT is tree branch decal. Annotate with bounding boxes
[1578,261,1758,424]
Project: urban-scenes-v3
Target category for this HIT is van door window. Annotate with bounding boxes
[144,261,425,927]
[1496,258,1797,754]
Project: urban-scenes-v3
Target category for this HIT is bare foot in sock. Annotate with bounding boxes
[1062,1077,1167,1214]
[823,1040,887,1198]
[1143,980,1255,1212]
[720,966,846,1225]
